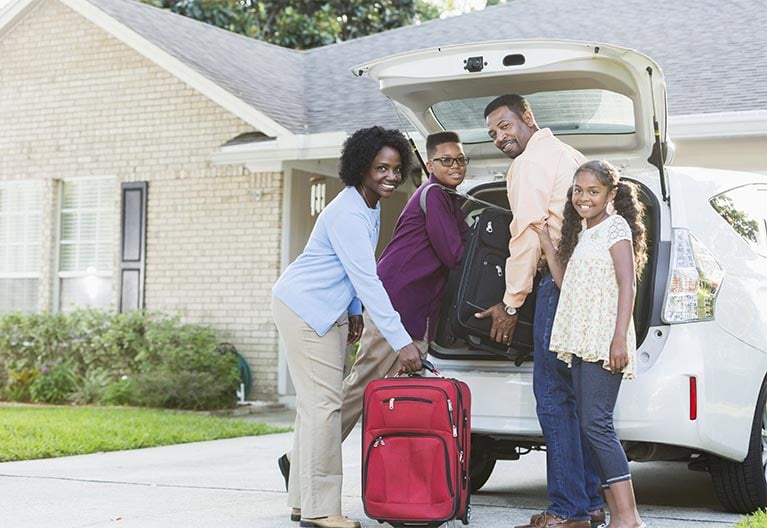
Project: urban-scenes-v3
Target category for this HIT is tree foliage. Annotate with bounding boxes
[140,0,441,49]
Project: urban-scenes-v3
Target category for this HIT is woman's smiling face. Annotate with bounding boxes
[360,145,402,207]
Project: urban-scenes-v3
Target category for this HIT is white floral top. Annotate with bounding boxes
[550,214,637,379]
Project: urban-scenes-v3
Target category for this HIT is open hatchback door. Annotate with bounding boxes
[353,39,671,198]
[354,39,671,362]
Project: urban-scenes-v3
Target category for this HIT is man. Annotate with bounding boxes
[476,94,605,528]
[279,130,468,512]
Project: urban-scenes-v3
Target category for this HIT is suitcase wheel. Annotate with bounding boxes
[462,504,471,525]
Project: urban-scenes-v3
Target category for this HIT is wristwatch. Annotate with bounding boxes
[504,304,518,316]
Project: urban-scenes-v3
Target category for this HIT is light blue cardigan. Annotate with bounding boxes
[272,186,411,351]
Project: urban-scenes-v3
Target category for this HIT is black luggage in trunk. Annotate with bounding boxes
[436,207,537,361]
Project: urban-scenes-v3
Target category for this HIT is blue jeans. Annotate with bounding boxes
[533,273,604,520]
[572,356,631,486]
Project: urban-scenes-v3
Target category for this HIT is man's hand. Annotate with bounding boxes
[475,302,518,345]
[398,343,423,373]
[347,315,363,344]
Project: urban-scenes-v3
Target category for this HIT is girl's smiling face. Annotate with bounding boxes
[571,169,617,228]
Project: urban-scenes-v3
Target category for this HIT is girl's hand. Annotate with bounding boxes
[609,336,629,374]
[530,222,554,251]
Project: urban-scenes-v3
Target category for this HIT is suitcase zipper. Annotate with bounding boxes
[383,396,433,410]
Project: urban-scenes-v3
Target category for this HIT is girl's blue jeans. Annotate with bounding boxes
[572,356,632,486]
[532,272,604,520]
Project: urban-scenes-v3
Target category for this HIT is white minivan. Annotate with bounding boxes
[355,40,767,514]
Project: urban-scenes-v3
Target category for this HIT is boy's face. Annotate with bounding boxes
[426,141,467,189]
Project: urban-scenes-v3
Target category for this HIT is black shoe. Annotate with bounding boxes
[278,454,290,491]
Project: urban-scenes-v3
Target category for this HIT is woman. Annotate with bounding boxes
[271,126,423,528]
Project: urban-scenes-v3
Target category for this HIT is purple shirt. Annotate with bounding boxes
[376,174,468,341]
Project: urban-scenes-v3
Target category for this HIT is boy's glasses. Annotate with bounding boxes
[431,156,470,167]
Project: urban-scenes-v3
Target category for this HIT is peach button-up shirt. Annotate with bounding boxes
[503,128,586,309]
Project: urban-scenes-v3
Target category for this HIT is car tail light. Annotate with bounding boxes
[689,376,697,420]
[662,229,724,323]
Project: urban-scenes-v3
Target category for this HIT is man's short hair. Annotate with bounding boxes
[483,94,531,119]
[426,131,462,159]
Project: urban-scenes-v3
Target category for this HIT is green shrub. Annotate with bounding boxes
[0,309,241,410]
[2,368,40,402]
[100,377,138,406]
[69,368,112,405]
[133,368,238,410]
[30,362,77,404]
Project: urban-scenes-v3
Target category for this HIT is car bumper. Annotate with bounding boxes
[432,323,765,462]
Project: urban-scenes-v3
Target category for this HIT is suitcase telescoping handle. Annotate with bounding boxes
[397,358,441,377]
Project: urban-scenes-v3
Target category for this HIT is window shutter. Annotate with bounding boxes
[119,182,147,312]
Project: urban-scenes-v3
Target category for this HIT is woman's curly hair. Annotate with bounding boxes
[338,126,415,187]
[557,160,648,275]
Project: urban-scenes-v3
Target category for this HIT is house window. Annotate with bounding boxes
[58,178,114,311]
[0,181,42,313]
[310,181,326,216]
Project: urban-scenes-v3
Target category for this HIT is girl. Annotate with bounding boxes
[271,126,423,528]
[533,160,647,528]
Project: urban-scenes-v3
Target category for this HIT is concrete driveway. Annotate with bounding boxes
[0,405,743,527]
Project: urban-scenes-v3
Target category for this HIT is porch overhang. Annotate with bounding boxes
[211,131,350,173]
[669,110,767,140]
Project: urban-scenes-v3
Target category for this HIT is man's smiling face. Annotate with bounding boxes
[486,106,535,159]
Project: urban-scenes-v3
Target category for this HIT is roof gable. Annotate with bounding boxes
[80,0,304,135]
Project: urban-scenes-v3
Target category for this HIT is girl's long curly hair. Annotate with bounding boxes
[557,160,648,275]
[338,126,415,187]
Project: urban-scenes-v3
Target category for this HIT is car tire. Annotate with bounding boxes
[709,375,767,513]
[469,436,497,493]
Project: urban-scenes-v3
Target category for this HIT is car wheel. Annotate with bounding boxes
[469,436,497,493]
[709,376,767,513]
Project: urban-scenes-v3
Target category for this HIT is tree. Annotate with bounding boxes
[140,0,441,50]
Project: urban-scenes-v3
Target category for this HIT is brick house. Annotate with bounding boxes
[1,0,764,403]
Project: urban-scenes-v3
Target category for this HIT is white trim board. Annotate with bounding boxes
[669,110,767,140]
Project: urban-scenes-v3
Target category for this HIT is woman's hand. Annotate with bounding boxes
[398,343,423,373]
[347,315,363,344]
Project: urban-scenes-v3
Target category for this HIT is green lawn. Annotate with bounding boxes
[735,509,767,527]
[0,404,288,462]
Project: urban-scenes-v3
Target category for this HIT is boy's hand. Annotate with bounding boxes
[347,315,363,344]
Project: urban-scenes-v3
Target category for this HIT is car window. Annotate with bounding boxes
[710,184,767,257]
[431,89,635,144]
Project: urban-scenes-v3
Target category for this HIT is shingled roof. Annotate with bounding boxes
[304,0,767,134]
[67,0,767,136]
[86,0,306,133]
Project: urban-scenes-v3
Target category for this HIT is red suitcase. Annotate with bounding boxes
[361,362,471,527]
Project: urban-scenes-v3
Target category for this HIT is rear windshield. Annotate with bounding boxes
[432,89,635,143]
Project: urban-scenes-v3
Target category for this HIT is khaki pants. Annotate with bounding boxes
[340,310,429,440]
[272,296,348,518]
